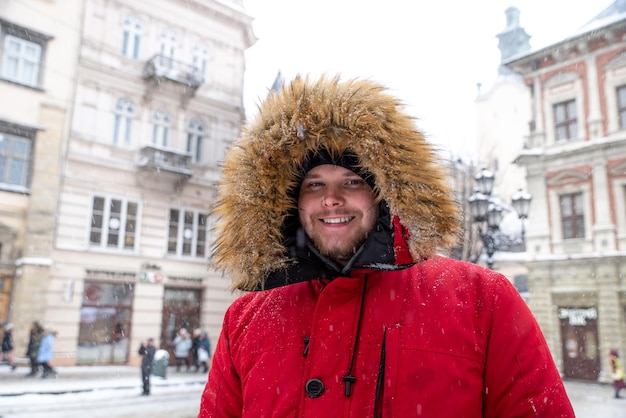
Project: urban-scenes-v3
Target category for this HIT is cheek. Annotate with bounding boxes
[297,194,317,214]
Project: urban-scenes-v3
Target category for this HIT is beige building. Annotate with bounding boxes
[0,0,83,346]
[1,0,255,367]
[508,1,626,382]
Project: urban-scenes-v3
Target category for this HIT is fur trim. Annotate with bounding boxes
[212,74,461,290]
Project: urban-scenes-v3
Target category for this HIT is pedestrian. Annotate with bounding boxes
[198,75,575,417]
[0,322,16,370]
[173,328,192,372]
[609,349,626,399]
[37,328,57,379]
[197,331,211,373]
[25,320,44,377]
[191,328,201,372]
[139,338,156,396]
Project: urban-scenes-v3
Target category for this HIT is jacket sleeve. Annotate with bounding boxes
[482,273,575,417]
[198,306,243,418]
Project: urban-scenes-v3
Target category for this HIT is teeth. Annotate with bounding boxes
[323,217,351,224]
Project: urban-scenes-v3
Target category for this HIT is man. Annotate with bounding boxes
[198,75,574,417]
[25,320,44,377]
[139,338,156,396]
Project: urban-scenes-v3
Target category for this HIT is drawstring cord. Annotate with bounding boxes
[343,275,369,397]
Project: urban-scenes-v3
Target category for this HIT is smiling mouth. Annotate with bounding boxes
[322,216,353,224]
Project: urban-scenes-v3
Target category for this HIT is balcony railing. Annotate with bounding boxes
[137,145,192,177]
[142,54,204,90]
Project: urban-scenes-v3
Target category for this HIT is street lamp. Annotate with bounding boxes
[467,167,532,269]
[511,188,532,242]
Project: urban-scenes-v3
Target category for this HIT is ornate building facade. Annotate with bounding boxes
[0,0,255,366]
[508,1,626,382]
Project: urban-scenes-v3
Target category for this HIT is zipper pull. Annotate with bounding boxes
[303,337,310,356]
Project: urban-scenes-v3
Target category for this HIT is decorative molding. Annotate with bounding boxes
[547,169,591,186]
[544,71,581,89]
[605,51,626,71]
[609,160,626,176]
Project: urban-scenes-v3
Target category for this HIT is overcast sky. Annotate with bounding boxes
[241,0,614,158]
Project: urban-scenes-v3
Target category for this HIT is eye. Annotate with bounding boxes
[304,180,324,189]
[345,178,365,187]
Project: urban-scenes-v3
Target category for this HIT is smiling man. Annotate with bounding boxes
[298,160,379,264]
[198,75,574,417]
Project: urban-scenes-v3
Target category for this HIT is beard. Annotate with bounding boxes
[307,215,376,265]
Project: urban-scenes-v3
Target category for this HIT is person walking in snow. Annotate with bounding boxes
[138,338,156,396]
[25,320,44,377]
[37,328,57,379]
[0,322,16,370]
[609,349,626,399]
[198,75,574,417]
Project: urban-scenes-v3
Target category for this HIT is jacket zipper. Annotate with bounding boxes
[374,328,387,417]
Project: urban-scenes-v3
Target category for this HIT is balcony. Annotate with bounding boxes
[142,55,204,98]
[137,145,192,179]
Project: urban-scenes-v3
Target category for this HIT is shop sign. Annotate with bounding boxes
[558,307,597,326]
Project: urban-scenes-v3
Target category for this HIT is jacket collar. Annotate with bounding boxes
[256,201,416,291]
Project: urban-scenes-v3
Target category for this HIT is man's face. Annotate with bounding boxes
[298,164,379,265]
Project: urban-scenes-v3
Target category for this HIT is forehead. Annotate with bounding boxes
[302,164,360,179]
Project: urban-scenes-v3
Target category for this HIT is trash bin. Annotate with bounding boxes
[153,349,170,378]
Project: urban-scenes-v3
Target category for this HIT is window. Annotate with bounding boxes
[112,98,134,145]
[187,118,205,163]
[560,193,584,239]
[554,100,577,141]
[121,15,142,59]
[78,281,134,364]
[167,208,208,258]
[1,20,49,88]
[2,35,41,87]
[152,109,170,147]
[617,86,626,130]
[192,43,209,82]
[158,29,177,69]
[90,196,139,251]
[0,121,35,191]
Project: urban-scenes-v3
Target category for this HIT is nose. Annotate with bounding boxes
[322,186,344,207]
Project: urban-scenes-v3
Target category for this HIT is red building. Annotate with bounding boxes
[508,1,626,382]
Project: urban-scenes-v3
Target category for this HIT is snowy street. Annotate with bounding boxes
[0,365,624,417]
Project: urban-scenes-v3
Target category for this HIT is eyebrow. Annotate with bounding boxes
[303,170,361,180]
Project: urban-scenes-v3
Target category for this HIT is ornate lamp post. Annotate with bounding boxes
[467,167,531,269]
[511,187,532,243]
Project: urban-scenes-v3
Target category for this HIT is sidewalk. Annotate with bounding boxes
[0,364,207,396]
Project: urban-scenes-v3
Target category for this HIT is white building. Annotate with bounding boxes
[1,0,255,366]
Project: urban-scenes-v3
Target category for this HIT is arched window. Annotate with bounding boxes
[187,118,205,163]
[113,98,134,145]
[152,109,171,147]
[192,43,209,83]
[158,29,177,68]
[121,15,142,59]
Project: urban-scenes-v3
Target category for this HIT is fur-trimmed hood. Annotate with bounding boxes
[212,75,461,291]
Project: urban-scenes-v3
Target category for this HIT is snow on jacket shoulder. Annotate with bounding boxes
[199,256,574,418]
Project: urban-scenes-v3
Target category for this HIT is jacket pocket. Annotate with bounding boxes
[377,326,484,418]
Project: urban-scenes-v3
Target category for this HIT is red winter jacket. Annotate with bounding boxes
[200,76,574,417]
[199,256,574,417]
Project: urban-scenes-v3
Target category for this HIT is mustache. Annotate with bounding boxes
[298,202,379,217]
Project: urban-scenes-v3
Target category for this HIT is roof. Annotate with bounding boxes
[505,0,626,68]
